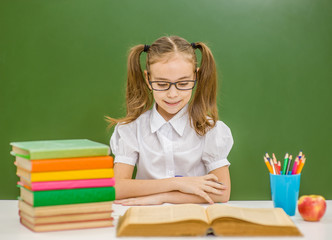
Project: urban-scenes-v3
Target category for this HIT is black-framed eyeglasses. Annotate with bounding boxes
[148,71,197,91]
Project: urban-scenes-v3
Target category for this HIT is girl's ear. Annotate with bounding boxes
[196,67,199,80]
[144,70,152,90]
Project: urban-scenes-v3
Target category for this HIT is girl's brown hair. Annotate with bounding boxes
[106,36,218,136]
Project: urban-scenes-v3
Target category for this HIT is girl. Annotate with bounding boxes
[107,36,233,205]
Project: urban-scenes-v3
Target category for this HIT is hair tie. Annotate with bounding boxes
[191,42,197,49]
[143,44,150,52]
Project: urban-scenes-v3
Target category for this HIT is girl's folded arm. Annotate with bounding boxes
[114,163,229,204]
[118,166,231,205]
[114,163,177,199]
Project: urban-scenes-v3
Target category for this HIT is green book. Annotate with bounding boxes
[19,186,116,207]
[10,139,110,160]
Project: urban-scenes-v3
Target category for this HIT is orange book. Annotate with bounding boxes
[14,155,113,172]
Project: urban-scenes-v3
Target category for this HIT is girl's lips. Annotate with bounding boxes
[164,100,181,106]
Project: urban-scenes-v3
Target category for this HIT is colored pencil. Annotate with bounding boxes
[282,153,289,175]
[298,151,303,157]
[264,157,273,174]
[269,158,276,174]
[271,154,279,174]
[296,156,306,174]
[263,151,306,175]
[286,155,292,175]
[291,158,299,175]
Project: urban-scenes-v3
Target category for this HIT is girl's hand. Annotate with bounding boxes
[114,194,164,206]
[174,174,227,204]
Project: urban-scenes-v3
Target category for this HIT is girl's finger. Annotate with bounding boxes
[119,199,142,206]
[204,174,218,182]
[205,180,227,190]
[202,185,224,195]
[196,190,214,204]
[115,198,140,205]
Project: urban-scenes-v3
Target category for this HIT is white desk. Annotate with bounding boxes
[0,200,331,240]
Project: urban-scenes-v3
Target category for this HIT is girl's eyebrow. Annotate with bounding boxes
[153,75,192,81]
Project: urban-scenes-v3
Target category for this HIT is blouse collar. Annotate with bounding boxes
[150,103,189,137]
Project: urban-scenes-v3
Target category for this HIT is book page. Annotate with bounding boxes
[125,204,208,224]
[206,204,295,227]
[11,147,29,158]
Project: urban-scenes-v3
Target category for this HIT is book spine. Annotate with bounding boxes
[19,210,113,224]
[18,199,113,217]
[27,169,114,182]
[24,178,115,191]
[31,187,116,207]
[20,217,114,232]
[28,156,113,172]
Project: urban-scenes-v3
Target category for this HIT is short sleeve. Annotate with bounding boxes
[110,122,139,166]
[202,121,234,172]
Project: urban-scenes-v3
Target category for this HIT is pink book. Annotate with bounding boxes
[18,178,115,191]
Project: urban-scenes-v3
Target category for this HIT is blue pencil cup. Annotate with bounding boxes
[269,173,301,216]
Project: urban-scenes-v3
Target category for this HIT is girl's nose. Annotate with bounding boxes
[167,84,179,98]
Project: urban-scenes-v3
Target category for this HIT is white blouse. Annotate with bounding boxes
[110,104,234,179]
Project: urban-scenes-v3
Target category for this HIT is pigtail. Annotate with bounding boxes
[106,45,153,128]
[189,42,218,135]
[126,45,153,117]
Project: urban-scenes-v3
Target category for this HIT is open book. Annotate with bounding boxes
[117,204,302,237]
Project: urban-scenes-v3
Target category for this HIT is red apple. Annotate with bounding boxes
[298,195,326,221]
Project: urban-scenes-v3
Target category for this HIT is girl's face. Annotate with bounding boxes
[145,54,196,121]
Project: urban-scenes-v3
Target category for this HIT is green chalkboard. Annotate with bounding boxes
[1,0,331,200]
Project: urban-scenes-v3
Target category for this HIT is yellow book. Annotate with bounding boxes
[117,204,302,237]
[17,167,114,182]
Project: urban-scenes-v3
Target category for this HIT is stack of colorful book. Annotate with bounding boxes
[10,139,116,232]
